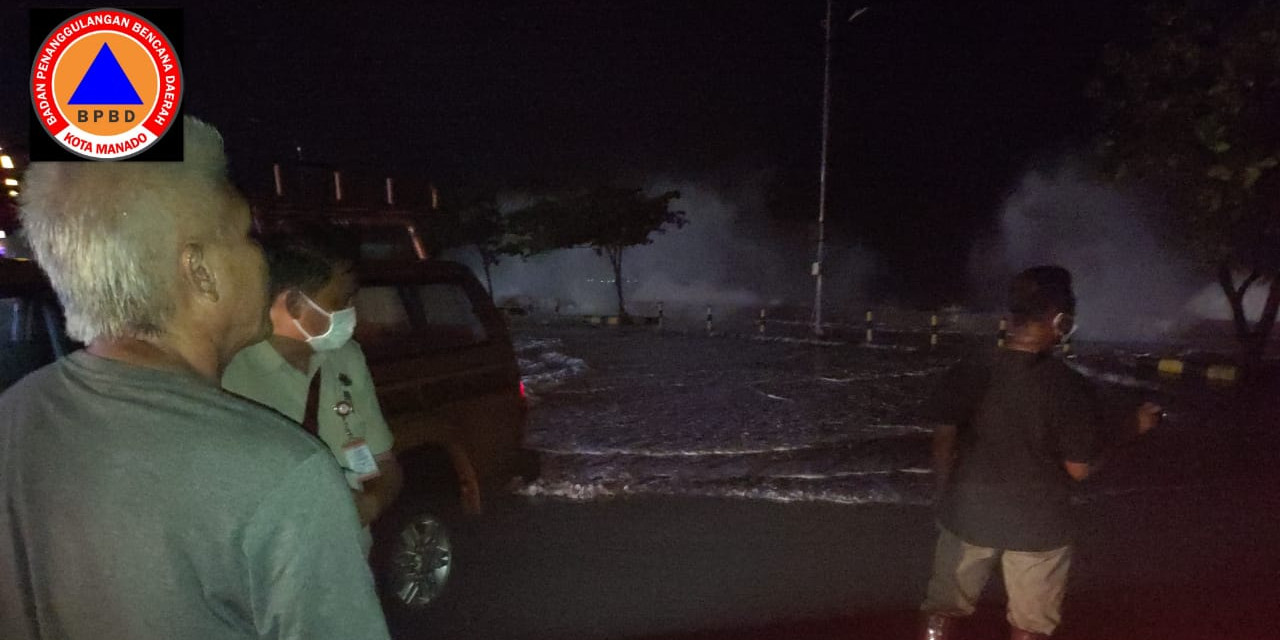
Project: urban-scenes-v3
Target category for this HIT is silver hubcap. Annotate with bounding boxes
[391,513,453,607]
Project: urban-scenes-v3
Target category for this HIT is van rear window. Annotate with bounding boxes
[416,284,489,346]
[353,287,411,339]
[354,284,488,348]
[354,227,423,261]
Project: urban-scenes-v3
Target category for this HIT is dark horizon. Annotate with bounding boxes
[1,0,1144,305]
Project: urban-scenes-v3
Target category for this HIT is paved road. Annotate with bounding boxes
[388,495,936,640]
[388,472,1280,640]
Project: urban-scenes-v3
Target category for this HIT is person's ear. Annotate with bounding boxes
[181,243,218,303]
[1052,312,1076,339]
[271,289,292,314]
[282,289,305,318]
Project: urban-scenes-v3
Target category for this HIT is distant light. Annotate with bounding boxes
[7,190,17,197]
[0,230,6,239]
[0,155,12,169]
[3,178,16,186]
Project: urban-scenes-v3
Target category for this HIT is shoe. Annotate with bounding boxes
[920,613,957,640]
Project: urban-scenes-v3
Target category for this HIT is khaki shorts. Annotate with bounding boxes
[921,525,1072,635]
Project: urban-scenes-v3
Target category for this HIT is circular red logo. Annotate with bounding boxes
[30,8,183,160]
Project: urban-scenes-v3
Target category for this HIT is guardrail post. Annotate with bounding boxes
[706,306,713,335]
[929,314,940,350]
[757,308,767,335]
[997,317,1008,348]
[864,310,874,344]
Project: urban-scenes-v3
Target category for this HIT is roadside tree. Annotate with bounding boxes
[1089,0,1280,362]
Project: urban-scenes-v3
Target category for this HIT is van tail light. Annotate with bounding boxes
[519,381,527,399]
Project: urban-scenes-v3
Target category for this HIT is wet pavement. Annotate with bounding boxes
[388,323,1279,640]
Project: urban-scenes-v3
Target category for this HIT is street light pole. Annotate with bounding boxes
[812,0,834,337]
[812,2,870,337]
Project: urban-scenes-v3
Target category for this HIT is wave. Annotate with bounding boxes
[530,428,931,458]
[515,471,937,507]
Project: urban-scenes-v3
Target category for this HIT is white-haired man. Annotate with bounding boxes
[0,118,390,640]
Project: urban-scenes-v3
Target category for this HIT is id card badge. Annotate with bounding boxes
[343,438,382,483]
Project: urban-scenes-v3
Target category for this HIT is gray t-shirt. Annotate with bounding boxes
[0,351,391,640]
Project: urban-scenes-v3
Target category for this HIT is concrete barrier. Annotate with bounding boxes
[1205,364,1239,383]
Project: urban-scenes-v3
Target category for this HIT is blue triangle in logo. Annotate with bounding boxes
[68,43,143,105]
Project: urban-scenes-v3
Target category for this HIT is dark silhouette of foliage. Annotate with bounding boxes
[508,188,686,317]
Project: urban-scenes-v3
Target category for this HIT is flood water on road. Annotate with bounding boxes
[512,323,1253,508]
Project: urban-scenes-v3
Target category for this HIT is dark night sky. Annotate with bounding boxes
[1,1,1141,301]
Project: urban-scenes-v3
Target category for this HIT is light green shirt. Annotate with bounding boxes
[222,340,395,487]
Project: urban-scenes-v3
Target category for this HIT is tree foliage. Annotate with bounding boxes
[508,187,686,317]
[427,191,518,299]
[1088,0,1280,359]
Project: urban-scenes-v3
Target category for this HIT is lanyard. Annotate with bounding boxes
[333,388,356,441]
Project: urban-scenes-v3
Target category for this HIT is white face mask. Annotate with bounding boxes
[292,292,357,352]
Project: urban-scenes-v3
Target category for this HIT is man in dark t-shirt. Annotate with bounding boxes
[918,266,1160,640]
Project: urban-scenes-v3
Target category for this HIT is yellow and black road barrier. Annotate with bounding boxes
[1145,357,1240,384]
[583,314,659,327]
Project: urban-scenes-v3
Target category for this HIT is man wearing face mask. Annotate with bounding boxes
[917,266,1162,640]
[223,226,403,554]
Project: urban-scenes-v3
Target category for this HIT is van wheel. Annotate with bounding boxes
[374,500,461,611]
